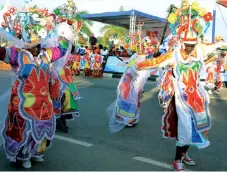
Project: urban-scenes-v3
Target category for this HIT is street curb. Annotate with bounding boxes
[103,73,113,78]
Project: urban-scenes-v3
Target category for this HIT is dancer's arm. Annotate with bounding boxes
[200,42,227,60]
[204,55,216,65]
[136,51,173,70]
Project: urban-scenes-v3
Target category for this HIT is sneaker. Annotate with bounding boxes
[182,153,195,166]
[208,90,212,95]
[173,160,185,171]
[31,157,44,163]
[214,90,220,94]
[22,160,32,169]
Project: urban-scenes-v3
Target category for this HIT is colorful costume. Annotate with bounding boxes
[72,54,81,76]
[205,62,216,91]
[51,2,83,132]
[158,66,174,111]
[107,54,150,132]
[205,52,227,93]
[0,1,76,168]
[133,1,227,170]
[83,53,92,77]
[92,50,103,78]
[0,46,66,161]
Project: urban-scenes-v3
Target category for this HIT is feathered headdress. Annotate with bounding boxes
[168,0,213,44]
[53,0,83,33]
[0,3,55,46]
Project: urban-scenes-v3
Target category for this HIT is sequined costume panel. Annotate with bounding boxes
[2,50,55,161]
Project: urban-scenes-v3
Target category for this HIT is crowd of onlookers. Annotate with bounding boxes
[70,34,134,77]
[88,34,133,57]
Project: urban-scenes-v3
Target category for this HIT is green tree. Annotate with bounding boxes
[100,25,127,47]
[78,10,93,37]
[78,33,88,46]
[100,6,128,48]
[97,36,104,45]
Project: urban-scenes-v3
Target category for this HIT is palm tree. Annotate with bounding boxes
[100,25,128,47]
[77,33,88,45]
[78,10,93,37]
[100,6,128,48]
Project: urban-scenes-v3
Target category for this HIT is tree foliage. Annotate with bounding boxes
[77,10,93,44]
[99,6,128,48]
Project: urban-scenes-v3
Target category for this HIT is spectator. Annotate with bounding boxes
[101,46,108,56]
[77,45,86,56]
[101,47,109,71]
[108,44,116,56]
[109,40,114,50]
[89,34,97,49]
[115,48,120,56]
[119,46,129,57]
[98,44,103,50]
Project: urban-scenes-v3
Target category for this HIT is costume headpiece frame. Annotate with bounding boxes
[168,0,213,44]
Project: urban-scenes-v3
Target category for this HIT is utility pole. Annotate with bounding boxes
[212,0,217,43]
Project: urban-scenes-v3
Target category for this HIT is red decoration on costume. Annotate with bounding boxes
[204,12,213,22]
[73,54,81,62]
[120,73,132,100]
[6,80,26,143]
[162,97,178,138]
[182,70,204,113]
[94,55,101,63]
[23,68,53,120]
[177,15,189,40]
[40,8,49,17]
[192,19,199,33]
[76,21,82,31]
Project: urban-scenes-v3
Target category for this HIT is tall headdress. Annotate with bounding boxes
[0,2,55,46]
[53,0,83,34]
[168,0,213,44]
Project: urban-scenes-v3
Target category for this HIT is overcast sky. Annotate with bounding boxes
[0,0,227,40]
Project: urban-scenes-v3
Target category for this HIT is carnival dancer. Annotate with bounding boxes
[0,41,70,168]
[53,44,80,133]
[83,52,92,77]
[50,1,82,133]
[0,5,73,168]
[158,65,174,113]
[92,49,103,78]
[205,39,227,94]
[107,53,150,132]
[205,61,216,94]
[158,36,178,107]
[132,1,227,170]
[72,52,81,76]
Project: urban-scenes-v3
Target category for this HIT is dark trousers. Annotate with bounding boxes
[102,55,108,71]
[175,145,189,160]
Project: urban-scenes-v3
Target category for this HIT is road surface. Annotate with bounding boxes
[0,76,227,171]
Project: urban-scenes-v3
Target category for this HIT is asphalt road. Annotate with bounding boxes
[0,75,227,171]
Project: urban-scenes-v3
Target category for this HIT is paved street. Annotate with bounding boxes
[0,76,227,171]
